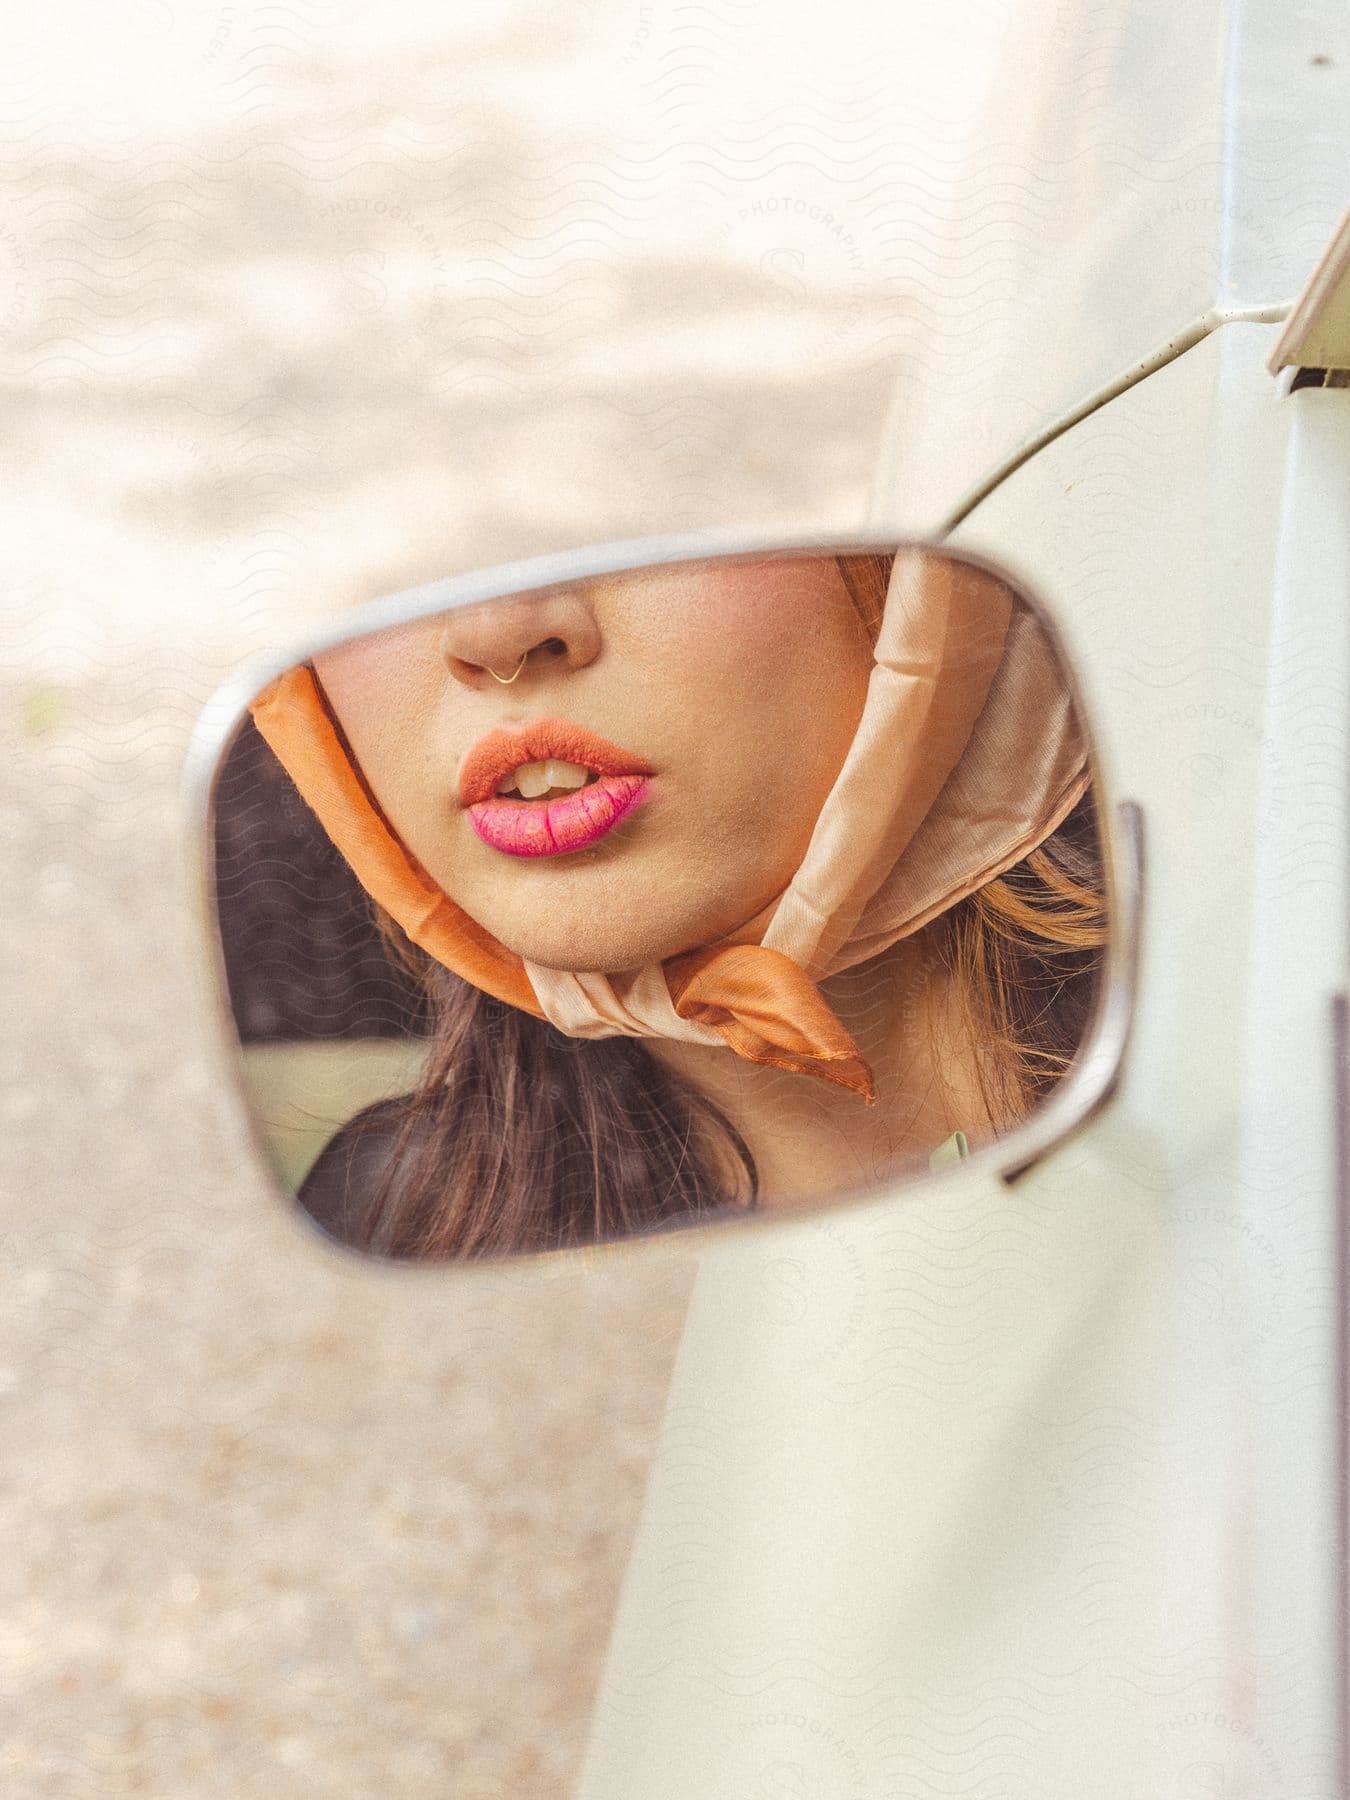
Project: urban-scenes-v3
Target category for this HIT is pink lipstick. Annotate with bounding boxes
[458,718,654,859]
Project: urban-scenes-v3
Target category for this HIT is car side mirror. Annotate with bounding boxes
[185,531,1143,1265]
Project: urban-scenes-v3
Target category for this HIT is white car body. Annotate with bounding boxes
[578,2,1350,1794]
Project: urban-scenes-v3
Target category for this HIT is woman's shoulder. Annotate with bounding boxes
[296,1094,419,1245]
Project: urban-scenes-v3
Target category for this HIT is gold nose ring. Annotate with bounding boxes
[486,651,529,684]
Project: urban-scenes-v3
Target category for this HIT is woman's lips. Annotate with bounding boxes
[458,717,655,859]
[468,775,652,857]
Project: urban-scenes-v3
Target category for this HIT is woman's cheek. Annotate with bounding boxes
[671,627,810,768]
[317,643,447,802]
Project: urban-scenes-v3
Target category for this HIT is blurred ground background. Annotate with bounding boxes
[0,3,1004,1792]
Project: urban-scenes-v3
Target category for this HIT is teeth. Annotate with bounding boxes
[495,758,593,798]
[544,759,591,790]
[514,762,552,799]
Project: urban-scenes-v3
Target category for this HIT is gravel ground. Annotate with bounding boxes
[0,3,981,1791]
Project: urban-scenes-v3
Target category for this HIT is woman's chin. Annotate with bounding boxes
[472,902,736,974]
[490,927,703,974]
[450,860,793,973]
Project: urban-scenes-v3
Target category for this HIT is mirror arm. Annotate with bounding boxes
[1000,797,1146,1185]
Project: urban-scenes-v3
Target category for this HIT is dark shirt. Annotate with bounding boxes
[296,1096,756,1255]
[296,1095,416,1248]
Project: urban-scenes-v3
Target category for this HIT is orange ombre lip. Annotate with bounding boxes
[456,717,654,807]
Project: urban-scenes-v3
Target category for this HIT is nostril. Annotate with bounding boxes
[443,634,573,687]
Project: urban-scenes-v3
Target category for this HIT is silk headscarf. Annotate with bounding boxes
[249,550,1091,1104]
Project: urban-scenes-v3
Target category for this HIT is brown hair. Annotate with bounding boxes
[309,553,1108,1260]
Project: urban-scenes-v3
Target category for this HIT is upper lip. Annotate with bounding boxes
[457,717,654,806]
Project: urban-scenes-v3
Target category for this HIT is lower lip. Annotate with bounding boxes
[467,774,652,857]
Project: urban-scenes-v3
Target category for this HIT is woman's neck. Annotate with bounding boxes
[645,932,997,1207]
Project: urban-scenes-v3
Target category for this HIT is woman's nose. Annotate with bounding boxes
[440,587,602,689]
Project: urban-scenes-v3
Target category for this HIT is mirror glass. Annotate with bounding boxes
[208,544,1111,1261]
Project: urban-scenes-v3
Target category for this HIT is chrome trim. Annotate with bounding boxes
[181,526,1142,1274]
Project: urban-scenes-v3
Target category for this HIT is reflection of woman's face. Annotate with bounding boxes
[311,557,874,971]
